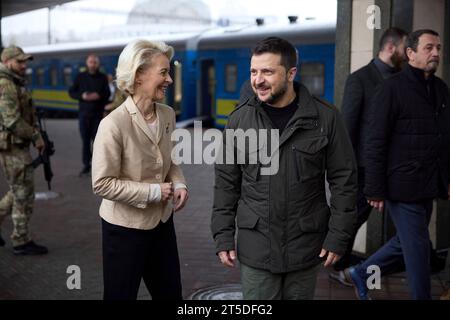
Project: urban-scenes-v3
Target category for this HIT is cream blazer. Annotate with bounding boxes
[92,96,186,230]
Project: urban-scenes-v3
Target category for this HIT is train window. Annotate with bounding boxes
[64,67,73,86]
[225,64,237,92]
[36,68,45,86]
[50,66,58,87]
[25,68,33,85]
[300,63,325,96]
[173,60,182,114]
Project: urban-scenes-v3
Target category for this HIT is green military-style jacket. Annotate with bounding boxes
[0,63,41,149]
[212,84,358,273]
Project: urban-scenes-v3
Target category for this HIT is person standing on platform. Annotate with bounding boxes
[69,54,110,176]
[344,29,450,300]
[329,27,408,285]
[212,37,357,300]
[0,46,48,255]
[92,40,188,300]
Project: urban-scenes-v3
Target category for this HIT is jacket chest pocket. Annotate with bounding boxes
[292,136,328,182]
[239,142,265,182]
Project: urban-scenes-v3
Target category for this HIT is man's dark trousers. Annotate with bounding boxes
[333,167,372,270]
[79,114,101,169]
[354,200,433,300]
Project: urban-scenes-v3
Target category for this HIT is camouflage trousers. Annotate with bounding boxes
[0,146,34,246]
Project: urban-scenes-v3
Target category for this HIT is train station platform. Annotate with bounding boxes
[0,119,447,300]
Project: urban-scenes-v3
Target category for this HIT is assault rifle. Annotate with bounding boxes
[32,111,55,190]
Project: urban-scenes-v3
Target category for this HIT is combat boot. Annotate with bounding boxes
[13,241,48,255]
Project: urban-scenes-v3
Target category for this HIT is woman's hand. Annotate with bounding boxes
[159,182,173,201]
[173,188,188,212]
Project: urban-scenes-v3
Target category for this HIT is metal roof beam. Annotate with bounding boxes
[1,0,77,17]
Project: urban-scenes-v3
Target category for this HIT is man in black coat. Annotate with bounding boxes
[330,28,408,284]
[345,29,450,300]
[69,54,110,176]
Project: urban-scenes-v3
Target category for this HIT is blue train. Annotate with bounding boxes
[24,20,335,128]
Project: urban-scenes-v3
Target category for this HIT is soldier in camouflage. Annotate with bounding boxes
[0,46,48,255]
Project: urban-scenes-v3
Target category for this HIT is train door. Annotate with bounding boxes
[200,59,216,120]
[170,59,183,117]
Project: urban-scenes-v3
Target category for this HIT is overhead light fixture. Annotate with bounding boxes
[288,16,298,24]
[256,18,264,26]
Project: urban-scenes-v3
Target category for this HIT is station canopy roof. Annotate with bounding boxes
[2,0,77,17]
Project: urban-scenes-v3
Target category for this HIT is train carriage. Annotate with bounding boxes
[24,32,199,120]
[196,21,336,127]
[23,20,336,127]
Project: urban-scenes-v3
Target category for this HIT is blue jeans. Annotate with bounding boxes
[355,200,433,300]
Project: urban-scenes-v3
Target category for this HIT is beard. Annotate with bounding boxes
[425,60,439,74]
[12,67,26,77]
[391,51,406,70]
[262,81,288,106]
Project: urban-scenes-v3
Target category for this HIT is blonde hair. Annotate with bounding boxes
[116,39,174,95]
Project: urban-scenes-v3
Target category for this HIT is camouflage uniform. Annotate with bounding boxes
[0,55,42,247]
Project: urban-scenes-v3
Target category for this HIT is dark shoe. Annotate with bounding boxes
[344,267,371,300]
[0,234,5,247]
[79,166,91,177]
[329,270,353,287]
[13,241,48,255]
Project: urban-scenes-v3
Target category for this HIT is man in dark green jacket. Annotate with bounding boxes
[211,37,357,299]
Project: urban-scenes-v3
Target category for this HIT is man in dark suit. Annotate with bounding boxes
[329,27,408,285]
[346,29,450,300]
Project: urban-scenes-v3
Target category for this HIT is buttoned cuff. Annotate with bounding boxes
[148,183,161,203]
[174,183,187,191]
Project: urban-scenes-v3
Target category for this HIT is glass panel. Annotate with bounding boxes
[25,68,33,85]
[36,68,45,86]
[300,63,325,96]
[50,66,58,87]
[64,67,73,86]
[225,64,237,92]
[173,60,182,115]
[208,65,215,116]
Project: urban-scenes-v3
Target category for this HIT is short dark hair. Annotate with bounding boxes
[378,27,408,51]
[252,37,298,70]
[406,29,440,52]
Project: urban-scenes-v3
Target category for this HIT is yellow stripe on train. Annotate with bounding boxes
[216,99,239,117]
[34,101,78,110]
[32,89,77,103]
[215,118,229,126]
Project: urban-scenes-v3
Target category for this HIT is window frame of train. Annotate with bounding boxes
[163,60,182,116]
[172,60,183,116]
[36,67,46,86]
[25,67,33,85]
[50,64,59,87]
[299,62,325,97]
[225,63,238,93]
[63,66,73,87]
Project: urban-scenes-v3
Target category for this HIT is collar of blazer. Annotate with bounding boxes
[124,96,170,145]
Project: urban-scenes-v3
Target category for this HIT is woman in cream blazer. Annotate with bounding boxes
[92,39,188,300]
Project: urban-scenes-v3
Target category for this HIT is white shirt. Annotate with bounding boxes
[146,117,187,203]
